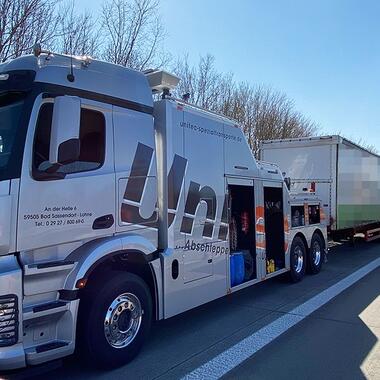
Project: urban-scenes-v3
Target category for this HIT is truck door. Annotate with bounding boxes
[17,96,115,251]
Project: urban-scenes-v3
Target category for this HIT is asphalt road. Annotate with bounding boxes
[223,265,380,380]
[6,240,380,380]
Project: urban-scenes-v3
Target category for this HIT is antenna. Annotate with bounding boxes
[67,36,75,82]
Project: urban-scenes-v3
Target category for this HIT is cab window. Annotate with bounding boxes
[33,102,105,176]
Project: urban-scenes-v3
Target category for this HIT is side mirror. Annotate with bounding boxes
[49,96,81,165]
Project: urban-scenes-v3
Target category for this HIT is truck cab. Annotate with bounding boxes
[0,50,327,370]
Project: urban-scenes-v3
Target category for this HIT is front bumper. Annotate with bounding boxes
[0,343,25,370]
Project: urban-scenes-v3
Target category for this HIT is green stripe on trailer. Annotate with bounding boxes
[337,204,380,230]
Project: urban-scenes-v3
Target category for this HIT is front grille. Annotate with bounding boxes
[0,294,18,347]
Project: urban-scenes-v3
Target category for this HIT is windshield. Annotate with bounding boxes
[0,94,25,172]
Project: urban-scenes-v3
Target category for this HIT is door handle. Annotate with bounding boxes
[92,214,114,230]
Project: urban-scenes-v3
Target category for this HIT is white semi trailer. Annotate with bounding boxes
[260,135,380,241]
[0,48,326,371]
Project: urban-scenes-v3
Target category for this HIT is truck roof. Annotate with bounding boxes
[260,135,379,158]
[166,97,241,128]
[0,53,153,109]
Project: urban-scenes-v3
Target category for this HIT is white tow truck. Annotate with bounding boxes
[0,47,327,370]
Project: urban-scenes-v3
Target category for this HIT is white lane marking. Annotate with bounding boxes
[183,257,380,380]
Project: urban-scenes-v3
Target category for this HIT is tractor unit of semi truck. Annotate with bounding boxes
[0,47,327,371]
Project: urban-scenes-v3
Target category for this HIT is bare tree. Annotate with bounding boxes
[55,1,100,57]
[101,0,167,70]
[241,85,317,155]
[174,55,318,157]
[0,0,168,68]
[173,54,233,110]
[0,0,60,62]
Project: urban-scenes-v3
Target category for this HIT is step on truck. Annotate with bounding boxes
[0,47,327,371]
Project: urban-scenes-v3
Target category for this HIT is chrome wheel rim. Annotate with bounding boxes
[104,293,142,349]
[312,241,321,266]
[293,246,304,273]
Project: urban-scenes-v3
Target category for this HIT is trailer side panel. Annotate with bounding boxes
[337,142,380,229]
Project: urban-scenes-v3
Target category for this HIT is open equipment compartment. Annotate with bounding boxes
[264,186,285,271]
[229,184,256,285]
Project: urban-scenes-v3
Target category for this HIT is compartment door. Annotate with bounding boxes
[263,184,285,270]
[227,177,257,283]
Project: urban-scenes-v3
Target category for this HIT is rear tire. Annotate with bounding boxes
[308,233,324,274]
[289,236,306,282]
[78,272,152,369]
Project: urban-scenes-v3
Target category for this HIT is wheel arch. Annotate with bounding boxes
[311,228,326,247]
[292,231,309,250]
[80,250,160,321]
[63,235,162,320]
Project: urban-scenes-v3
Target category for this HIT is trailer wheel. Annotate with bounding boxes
[308,233,324,274]
[78,272,152,369]
[289,236,306,282]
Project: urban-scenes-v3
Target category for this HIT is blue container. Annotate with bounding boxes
[230,252,245,287]
[230,255,235,286]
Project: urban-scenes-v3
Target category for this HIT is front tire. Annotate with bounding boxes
[78,272,152,369]
[289,236,306,282]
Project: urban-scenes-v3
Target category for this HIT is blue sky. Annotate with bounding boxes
[77,0,380,149]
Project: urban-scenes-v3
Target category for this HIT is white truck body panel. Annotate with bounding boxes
[155,100,246,317]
